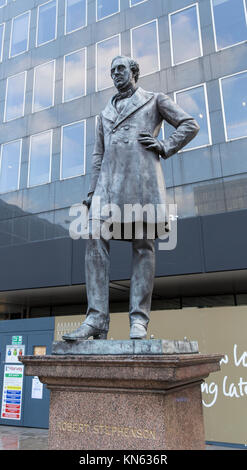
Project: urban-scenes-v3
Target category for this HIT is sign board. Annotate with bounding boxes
[12,336,22,345]
[1,364,24,420]
[5,345,25,364]
[31,376,43,400]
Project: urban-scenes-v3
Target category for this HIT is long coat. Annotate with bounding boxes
[88,87,199,231]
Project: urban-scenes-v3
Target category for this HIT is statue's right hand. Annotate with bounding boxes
[82,193,93,210]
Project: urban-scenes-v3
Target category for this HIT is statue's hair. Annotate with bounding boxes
[111,56,140,83]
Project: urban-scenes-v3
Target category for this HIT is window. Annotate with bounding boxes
[0,140,22,194]
[96,0,119,21]
[220,70,247,141]
[211,0,247,50]
[131,20,160,77]
[65,0,87,34]
[96,35,120,91]
[33,60,55,113]
[0,0,7,8]
[0,23,4,62]
[175,84,211,150]
[37,0,57,46]
[169,4,202,66]
[61,121,86,179]
[28,131,52,187]
[130,0,148,6]
[158,123,165,141]
[63,48,86,102]
[10,11,30,58]
[4,71,26,122]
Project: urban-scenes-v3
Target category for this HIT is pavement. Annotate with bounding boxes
[0,425,48,450]
[0,425,241,450]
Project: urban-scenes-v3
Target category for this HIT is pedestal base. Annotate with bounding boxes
[20,347,222,450]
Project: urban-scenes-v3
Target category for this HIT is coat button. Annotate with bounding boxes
[112,129,116,133]
[123,139,129,144]
[124,125,130,130]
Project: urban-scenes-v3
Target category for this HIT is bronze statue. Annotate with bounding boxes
[63,56,199,342]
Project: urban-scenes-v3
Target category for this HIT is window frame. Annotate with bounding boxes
[0,22,5,63]
[130,18,161,78]
[168,3,203,67]
[62,47,87,103]
[9,10,31,59]
[4,71,27,123]
[210,0,247,52]
[0,0,7,9]
[96,0,120,22]
[95,33,121,92]
[64,0,87,35]
[219,69,247,142]
[129,0,148,7]
[0,138,22,195]
[32,59,56,114]
[60,119,87,181]
[174,82,212,152]
[27,130,53,188]
[36,0,58,48]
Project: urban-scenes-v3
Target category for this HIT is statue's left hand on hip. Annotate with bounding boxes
[138,132,164,155]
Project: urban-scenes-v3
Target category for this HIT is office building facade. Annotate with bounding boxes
[0,0,247,446]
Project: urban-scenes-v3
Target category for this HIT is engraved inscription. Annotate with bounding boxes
[57,422,156,440]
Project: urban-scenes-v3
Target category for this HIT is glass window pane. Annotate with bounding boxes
[65,0,86,34]
[5,72,26,122]
[174,184,197,217]
[61,121,85,179]
[33,61,55,112]
[97,0,119,21]
[224,174,247,211]
[221,71,247,140]
[131,20,159,77]
[29,131,52,187]
[212,0,247,50]
[64,48,86,102]
[175,179,227,217]
[37,0,57,46]
[0,23,5,62]
[170,5,202,65]
[158,123,164,140]
[96,35,120,91]
[10,12,30,58]
[0,0,7,7]
[175,85,211,150]
[193,179,226,215]
[0,140,21,194]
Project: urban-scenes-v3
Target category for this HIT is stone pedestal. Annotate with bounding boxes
[20,340,222,450]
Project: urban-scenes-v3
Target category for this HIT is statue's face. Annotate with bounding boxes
[111,57,133,91]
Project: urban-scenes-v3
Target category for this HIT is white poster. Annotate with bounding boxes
[31,376,43,400]
[1,365,24,420]
[5,345,25,364]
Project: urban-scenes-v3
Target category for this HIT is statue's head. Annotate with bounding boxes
[111,56,140,91]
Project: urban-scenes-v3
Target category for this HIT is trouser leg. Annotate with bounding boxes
[84,237,110,332]
[129,235,155,328]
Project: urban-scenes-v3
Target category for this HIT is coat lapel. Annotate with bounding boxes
[102,87,154,129]
[101,101,118,124]
[113,87,154,129]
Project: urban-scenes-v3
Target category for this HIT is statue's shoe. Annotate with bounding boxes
[130,323,147,340]
[62,324,107,341]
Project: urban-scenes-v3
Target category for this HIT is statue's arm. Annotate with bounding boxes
[87,114,105,196]
[157,93,200,159]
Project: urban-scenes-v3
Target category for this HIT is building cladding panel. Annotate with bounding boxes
[0,0,246,260]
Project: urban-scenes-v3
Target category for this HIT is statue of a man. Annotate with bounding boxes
[63,56,199,342]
